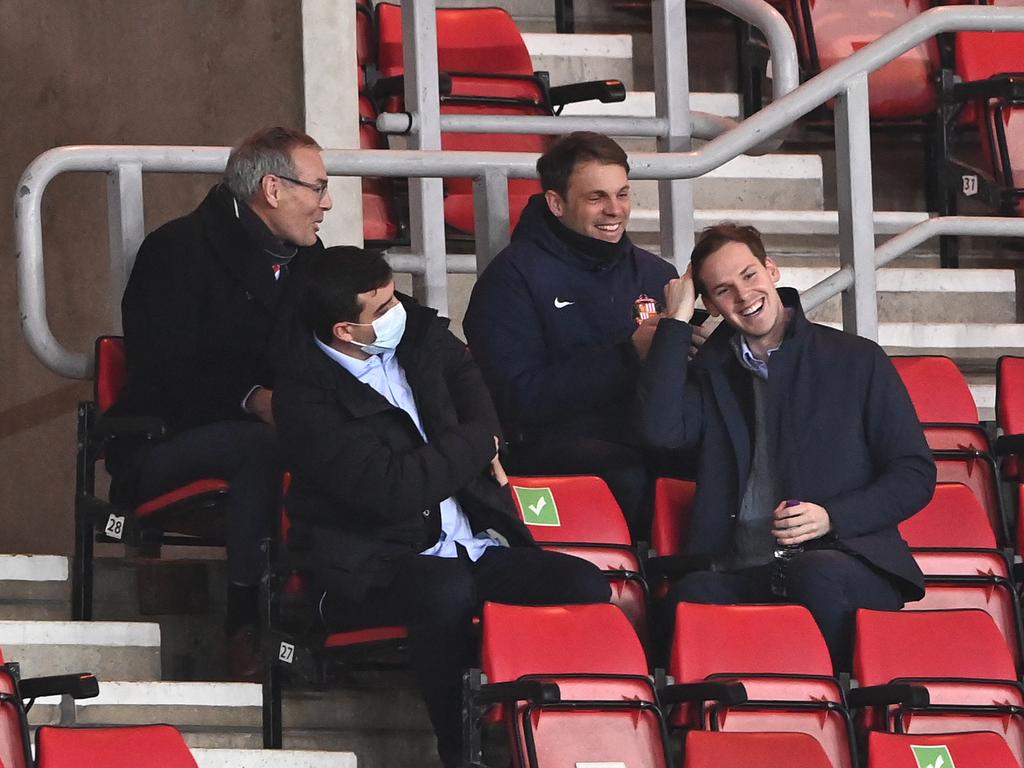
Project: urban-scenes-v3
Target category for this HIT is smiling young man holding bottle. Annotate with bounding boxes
[638,223,935,671]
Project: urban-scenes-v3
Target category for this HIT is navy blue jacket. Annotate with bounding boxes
[638,288,934,599]
[464,194,677,444]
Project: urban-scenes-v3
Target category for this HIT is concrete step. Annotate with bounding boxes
[0,620,161,680]
[524,32,634,88]
[0,555,69,620]
[783,267,1018,325]
[191,749,355,768]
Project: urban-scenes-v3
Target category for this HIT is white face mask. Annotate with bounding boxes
[349,301,407,355]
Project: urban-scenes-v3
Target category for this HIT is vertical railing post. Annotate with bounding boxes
[472,169,511,275]
[106,162,145,332]
[653,0,696,270]
[404,0,450,315]
[834,74,878,341]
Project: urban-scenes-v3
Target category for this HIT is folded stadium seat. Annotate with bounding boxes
[855,608,1024,763]
[866,730,1018,768]
[787,0,941,120]
[897,482,1022,672]
[507,475,649,644]
[356,1,404,248]
[262,473,408,748]
[73,336,232,620]
[670,602,857,768]
[647,477,698,598]
[890,355,1009,546]
[465,601,673,768]
[995,355,1024,554]
[373,2,625,236]
[35,724,197,768]
[684,730,835,768]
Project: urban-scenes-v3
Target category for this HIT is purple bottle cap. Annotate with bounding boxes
[785,499,800,507]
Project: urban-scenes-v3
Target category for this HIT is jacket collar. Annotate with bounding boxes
[512,194,634,273]
[694,287,807,371]
[198,185,280,312]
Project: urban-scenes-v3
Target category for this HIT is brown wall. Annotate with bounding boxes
[0,2,306,554]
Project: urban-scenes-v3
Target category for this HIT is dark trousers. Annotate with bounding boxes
[508,435,696,542]
[321,545,612,768]
[664,549,904,672]
[135,420,281,585]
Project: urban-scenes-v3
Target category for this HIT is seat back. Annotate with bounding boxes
[94,336,127,416]
[997,355,1024,438]
[899,483,997,550]
[481,602,667,768]
[672,603,852,768]
[789,0,939,119]
[867,731,1018,768]
[933,454,1005,545]
[651,477,697,557]
[35,724,198,768]
[890,356,980,425]
[685,730,834,768]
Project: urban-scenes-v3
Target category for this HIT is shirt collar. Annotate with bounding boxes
[732,334,780,380]
[314,334,395,378]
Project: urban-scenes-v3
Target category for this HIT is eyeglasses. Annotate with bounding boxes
[274,174,329,199]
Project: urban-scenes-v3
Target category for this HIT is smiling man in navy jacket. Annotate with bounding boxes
[639,224,935,670]
[464,132,680,539]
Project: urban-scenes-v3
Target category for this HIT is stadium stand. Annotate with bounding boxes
[507,475,649,643]
[465,601,675,768]
[73,336,231,621]
[854,608,1024,764]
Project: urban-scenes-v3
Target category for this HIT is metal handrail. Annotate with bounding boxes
[14,5,1024,379]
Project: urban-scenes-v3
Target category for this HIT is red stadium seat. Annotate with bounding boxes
[854,608,1024,764]
[995,355,1024,553]
[508,475,649,643]
[670,602,855,768]
[373,3,624,236]
[0,657,29,768]
[684,730,834,768]
[35,725,197,768]
[74,336,231,620]
[468,602,670,768]
[651,477,697,559]
[867,730,1018,768]
[787,0,940,120]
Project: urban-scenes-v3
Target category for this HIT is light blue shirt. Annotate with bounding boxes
[315,336,498,561]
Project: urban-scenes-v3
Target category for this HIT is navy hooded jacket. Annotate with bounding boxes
[464,194,677,444]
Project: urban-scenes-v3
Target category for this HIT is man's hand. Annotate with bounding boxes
[490,436,509,486]
[631,315,662,361]
[245,387,275,427]
[689,321,712,360]
[664,265,698,322]
[772,500,832,546]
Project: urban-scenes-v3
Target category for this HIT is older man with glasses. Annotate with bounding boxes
[104,126,332,679]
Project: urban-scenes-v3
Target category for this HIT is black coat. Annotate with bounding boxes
[107,185,322,497]
[273,297,536,603]
[638,289,934,599]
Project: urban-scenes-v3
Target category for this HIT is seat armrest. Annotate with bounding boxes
[660,681,747,707]
[548,79,626,107]
[995,433,1024,456]
[92,414,167,442]
[19,673,99,701]
[645,554,715,582]
[474,679,560,707]
[370,73,453,100]
[846,683,929,709]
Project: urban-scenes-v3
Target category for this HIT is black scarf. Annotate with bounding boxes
[542,203,631,267]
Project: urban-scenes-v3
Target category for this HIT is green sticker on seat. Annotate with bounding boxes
[910,745,955,768]
[513,486,560,526]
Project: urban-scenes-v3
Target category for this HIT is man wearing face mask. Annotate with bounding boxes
[273,247,611,768]
[465,132,681,540]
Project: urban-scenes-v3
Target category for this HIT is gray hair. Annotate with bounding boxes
[223,126,321,202]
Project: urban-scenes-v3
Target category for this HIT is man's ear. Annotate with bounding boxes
[332,321,355,344]
[765,257,781,285]
[544,189,564,218]
[259,175,282,210]
[703,297,723,318]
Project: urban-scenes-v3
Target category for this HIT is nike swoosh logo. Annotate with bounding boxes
[553,298,575,309]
